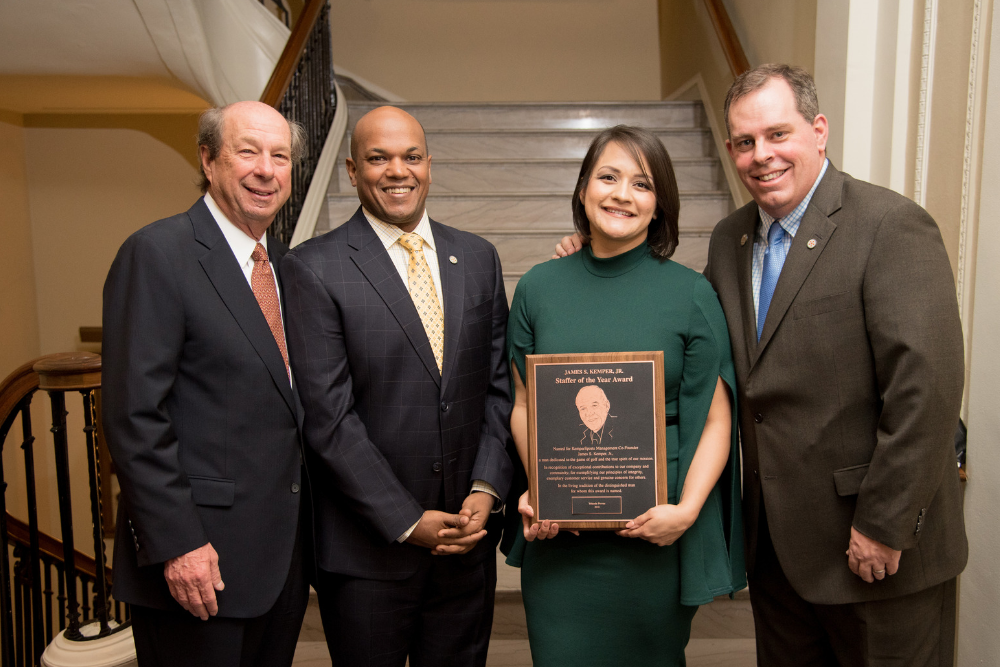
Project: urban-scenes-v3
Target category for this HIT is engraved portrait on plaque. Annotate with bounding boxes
[526,352,668,530]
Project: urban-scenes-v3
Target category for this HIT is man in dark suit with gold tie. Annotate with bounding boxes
[281,106,514,667]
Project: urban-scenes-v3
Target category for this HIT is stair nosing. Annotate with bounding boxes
[327,190,731,199]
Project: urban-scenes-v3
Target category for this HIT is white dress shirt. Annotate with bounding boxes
[204,193,291,386]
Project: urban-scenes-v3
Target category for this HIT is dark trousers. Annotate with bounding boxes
[749,505,956,667]
[131,521,309,667]
[317,555,496,667]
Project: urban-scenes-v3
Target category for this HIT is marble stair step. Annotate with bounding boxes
[498,234,710,278]
[322,192,732,235]
[336,128,716,160]
[346,101,706,130]
[334,158,722,194]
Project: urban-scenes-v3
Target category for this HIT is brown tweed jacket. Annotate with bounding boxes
[703,164,967,605]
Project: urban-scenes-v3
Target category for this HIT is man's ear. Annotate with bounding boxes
[812,114,829,153]
[199,145,214,185]
[345,157,357,187]
[725,139,735,162]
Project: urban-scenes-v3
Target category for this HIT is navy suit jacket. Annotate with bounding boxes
[102,198,304,617]
[281,208,514,579]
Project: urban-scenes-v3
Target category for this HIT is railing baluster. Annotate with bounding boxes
[56,562,65,632]
[13,546,24,667]
[0,399,24,667]
[42,557,52,643]
[17,398,46,660]
[81,390,111,635]
[47,392,82,640]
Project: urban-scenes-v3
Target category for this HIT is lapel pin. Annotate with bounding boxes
[740,234,748,247]
[807,239,818,249]
[449,255,458,264]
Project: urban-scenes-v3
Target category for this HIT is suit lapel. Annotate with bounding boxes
[751,168,842,367]
[347,210,442,386]
[190,200,295,414]
[734,208,759,364]
[434,222,465,397]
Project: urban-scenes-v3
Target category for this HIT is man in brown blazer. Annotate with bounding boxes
[703,64,966,666]
[557,64,966,665]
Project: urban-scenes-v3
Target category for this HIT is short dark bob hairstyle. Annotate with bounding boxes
[571,125,680,260]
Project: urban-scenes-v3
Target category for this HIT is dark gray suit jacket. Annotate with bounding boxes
[281,208,514,580]
[102,198,304,617]
[703,165,967,605]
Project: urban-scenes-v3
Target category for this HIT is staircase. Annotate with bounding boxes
[316,100,735,297]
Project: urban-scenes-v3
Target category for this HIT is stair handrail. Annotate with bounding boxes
[700,0,750,78]
[258,0,344,246]
[5,514,112,585]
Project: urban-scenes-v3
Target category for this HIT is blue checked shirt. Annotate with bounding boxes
[752,159,830,319]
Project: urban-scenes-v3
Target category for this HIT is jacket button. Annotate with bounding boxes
[754,413,764,423]
[440,402,450,413]
[291,483,300,494]
[753,469,759,478]
[432,462,443,472]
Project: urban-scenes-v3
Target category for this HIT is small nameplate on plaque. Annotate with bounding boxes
[571,496,622,515]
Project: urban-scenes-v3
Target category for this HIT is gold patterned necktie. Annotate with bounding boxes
[250,243,291,381]
[397,233,444,374]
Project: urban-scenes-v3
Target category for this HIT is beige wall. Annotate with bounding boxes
[924,0,976,276]
[329,0,661,102]
[724,0,816,73]
[1,124,200,553]
[24,127,201,355]
[0,117,40,377]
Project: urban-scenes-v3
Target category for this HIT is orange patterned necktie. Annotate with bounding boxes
[251,243,291,381]
[397,233,444,374]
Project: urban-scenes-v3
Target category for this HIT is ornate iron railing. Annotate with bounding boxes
[0,354,128,666]
[260,0,338,245]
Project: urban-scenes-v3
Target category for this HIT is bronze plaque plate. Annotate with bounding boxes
[526,352,667,530]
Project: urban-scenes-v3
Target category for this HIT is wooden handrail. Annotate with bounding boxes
[5,514,111,583]
[260,0,327,107]
[701,0,751,77]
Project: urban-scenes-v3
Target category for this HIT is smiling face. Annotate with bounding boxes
[579,141,657,258]
[201,101,292,239]
[726,77,828,220]
[347,107,431,232]
[576,386,611,433]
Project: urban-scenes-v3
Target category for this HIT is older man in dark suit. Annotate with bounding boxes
[556,65,966,666]
[281,106,514,667]
[103,101,308,667]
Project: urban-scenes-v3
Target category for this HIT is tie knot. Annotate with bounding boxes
[768,221,785,245]
[397,233,423,254]
[252,243,269,263]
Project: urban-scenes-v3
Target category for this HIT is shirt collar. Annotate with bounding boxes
[204,193,267,265]
[757,158,830,239]
[363,208,435,252]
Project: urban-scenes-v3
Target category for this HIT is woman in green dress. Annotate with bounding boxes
[504,126,745,666]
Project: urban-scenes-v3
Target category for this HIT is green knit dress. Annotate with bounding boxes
[504,242,745,667]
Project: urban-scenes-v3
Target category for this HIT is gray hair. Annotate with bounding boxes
[724,64,820,138]
[196,104,306,193]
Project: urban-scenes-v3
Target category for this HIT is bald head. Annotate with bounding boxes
[346,106,433,231]
[576,386,611,433]
[350,106,428,162]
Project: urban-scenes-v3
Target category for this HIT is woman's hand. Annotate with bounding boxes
[616,503,697,546]
[519,490,578,541]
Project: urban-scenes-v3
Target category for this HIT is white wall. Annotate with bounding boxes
[955,2,1000,661]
